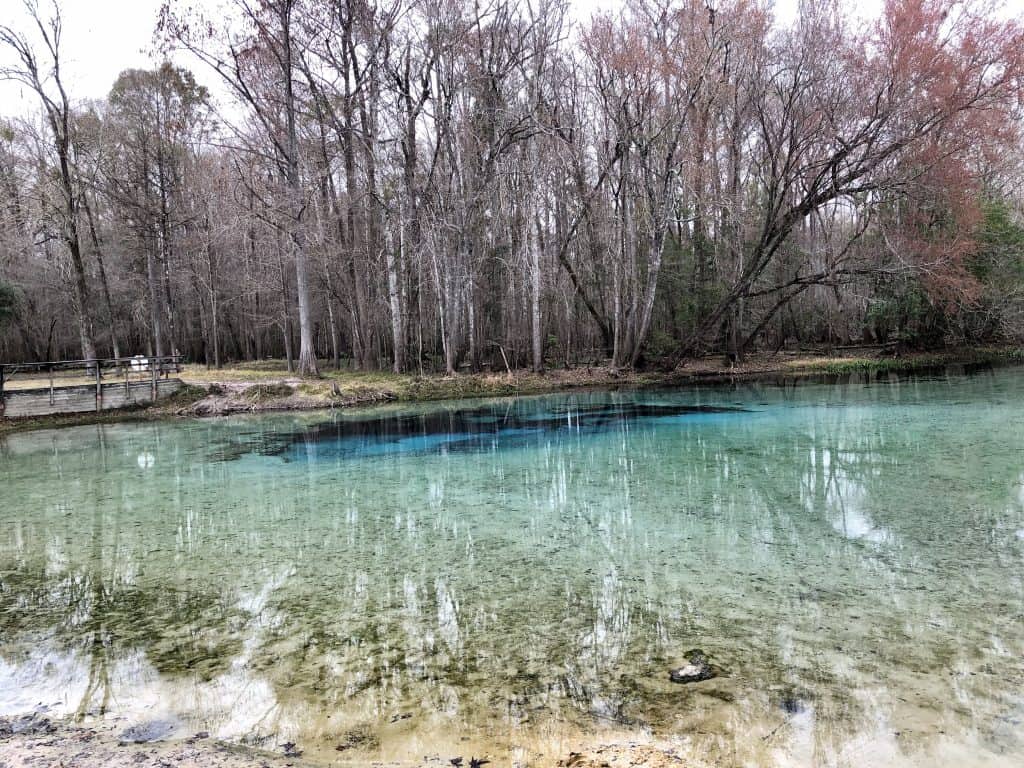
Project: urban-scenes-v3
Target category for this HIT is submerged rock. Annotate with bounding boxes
[669,649,717,684]
[118,720,177,745]
[779,694,807,714]
[0,714,57,739]
[281,741,303,758]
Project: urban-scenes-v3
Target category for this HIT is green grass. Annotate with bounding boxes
[791,347,1024,376]
[241,383,295,400]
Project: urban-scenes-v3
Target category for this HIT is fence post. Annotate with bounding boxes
[0,366,5,417]
[151,361,158,401]
[95,362,102,412]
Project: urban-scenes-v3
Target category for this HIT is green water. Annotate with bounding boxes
[2,367,1024,767]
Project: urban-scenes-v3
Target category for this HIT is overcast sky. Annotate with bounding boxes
[0,0,874,119]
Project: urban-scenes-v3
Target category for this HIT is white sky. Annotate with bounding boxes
[0,0,873,118]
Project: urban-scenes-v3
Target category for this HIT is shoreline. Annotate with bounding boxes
[2,346,1021,436]
[0,713,691,768]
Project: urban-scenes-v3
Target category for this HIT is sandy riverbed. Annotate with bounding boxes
[0,713,692,768]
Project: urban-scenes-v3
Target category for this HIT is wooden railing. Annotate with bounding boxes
[0,355,183,412]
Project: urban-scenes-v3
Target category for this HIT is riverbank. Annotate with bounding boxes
[0,713,689,768]
[2,346,1021,435]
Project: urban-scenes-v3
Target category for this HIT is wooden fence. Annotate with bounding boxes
[0,356,184,419]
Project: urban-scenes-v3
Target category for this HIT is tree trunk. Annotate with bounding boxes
[82,190,121,358]
[282,3,318,376]
[386,222,405,373]
[145,234,165,358]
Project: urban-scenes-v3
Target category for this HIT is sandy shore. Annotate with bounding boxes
[0,713,289,768]
[0,713,694,768]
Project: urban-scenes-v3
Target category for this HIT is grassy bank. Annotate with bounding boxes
[179,344,1024,393]
[2,346,1022,435]
[785,346,1024,375]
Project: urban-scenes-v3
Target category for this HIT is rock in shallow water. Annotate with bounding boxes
[779,694,807,714]
[0,714,57,739]
[281,741,303,758]
[118,719,177,744]
[669,649,717,684]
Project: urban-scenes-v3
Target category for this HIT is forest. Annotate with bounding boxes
[0,0,1022,376]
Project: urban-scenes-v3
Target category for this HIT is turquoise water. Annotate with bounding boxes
[2,366,1024,766]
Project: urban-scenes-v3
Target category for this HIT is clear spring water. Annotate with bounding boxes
[2,366,1024,767]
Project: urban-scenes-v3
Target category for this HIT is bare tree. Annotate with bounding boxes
[1,0,96,361]
[160,0,320,375]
